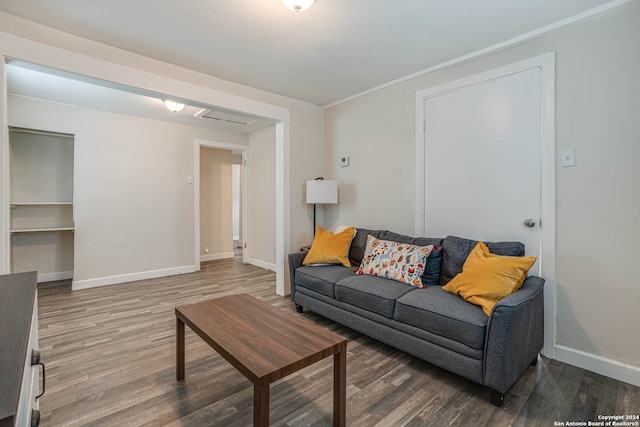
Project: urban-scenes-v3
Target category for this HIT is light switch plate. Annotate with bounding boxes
[340,156,350,167]
[561,148,576,167]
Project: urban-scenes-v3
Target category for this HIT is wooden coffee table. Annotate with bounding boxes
[175,293,347,426]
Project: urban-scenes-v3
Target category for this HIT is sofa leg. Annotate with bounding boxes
[295,304,304,313]
[490,390,505,407]
[531,355,538,366]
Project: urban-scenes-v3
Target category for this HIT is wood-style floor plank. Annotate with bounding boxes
[36,256,640,426]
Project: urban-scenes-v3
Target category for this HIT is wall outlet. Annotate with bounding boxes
[340,156,350,167]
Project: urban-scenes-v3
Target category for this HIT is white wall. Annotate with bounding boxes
[200,147,234,260]
[290,109,325,251]
[323,2,640,383]
[73,108,245,287]
[247,125,276,270]
[7,95,246,287]
[324,87,415,233]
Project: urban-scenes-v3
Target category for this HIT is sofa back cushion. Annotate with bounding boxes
[348,228,377,266]
[440,235,525,285]
[349,229,444,286]
[377,230,443,249]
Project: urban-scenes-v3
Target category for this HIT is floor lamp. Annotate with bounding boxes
[306,178,338,236]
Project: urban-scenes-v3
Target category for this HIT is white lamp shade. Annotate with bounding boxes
[306,180,338,204]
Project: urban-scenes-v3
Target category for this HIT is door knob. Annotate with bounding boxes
[523,218,536,228]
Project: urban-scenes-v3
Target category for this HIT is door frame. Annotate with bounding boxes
[194,139,249,267]
[414,52,556,358]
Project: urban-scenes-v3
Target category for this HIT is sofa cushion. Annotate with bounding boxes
[440,235,525,285]
[394,287,488,350]
[295,265,356,298]
[377,230,443,249]
[335,275,414,318]
[348,228,379,265]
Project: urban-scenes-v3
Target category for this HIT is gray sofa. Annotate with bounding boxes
[288,228,544,407]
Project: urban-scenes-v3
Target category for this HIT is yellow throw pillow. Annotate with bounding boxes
[303,226,355,267]
[442,241,537,316]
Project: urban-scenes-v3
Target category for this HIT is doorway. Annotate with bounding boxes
[194,140,248,269]
[414,53,556,356]
[198,146,244,264]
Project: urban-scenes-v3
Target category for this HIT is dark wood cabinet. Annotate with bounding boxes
[0,271,41,427]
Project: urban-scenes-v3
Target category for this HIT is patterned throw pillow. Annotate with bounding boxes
[357,235,433,288]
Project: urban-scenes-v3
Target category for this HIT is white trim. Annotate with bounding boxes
[37,270,73,283]
[275,121,288,296]
[194,139,251,153]
[248,257,277,272]
[539,53,557,359]
[194,139,250,270]
[414,52,557,357]
[200,252,235,262]
[325,0,632,108]
[555,345,640,388]
[71,265,196,290]
[0,52,9,274]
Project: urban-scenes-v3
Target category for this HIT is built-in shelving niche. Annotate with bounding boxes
[9,127,75,282]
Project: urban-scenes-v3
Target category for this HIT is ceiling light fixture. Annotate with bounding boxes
[281,0,314,12]
[164,100,185,112]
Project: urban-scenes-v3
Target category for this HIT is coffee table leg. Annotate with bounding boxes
[333,343,347,427]
[176,317,185,380]
[253,382,269,426]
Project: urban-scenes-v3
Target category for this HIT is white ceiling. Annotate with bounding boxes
[0,0,623,106]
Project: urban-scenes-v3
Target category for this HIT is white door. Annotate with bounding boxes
[423,67,542,274]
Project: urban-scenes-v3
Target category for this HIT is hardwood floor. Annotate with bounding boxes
[37,257,639,426]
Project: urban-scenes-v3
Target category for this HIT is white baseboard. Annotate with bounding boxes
[38,270,73,283]
[200,252,235,262]
[248,258,276,272]
[555,344,640,388]
[72,265,196,290]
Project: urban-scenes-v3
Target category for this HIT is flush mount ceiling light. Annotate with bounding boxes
[281,0,314,12]
[164,100,185,112]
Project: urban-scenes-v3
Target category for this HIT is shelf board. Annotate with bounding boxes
[9,127,74,139]
[10,227,74,233]
[10,202,73,206]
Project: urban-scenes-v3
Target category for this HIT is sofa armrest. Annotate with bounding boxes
[483,276,545,393]
[288,251,307,301]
